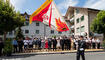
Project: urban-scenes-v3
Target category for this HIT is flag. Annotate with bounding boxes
[30,0,69,32]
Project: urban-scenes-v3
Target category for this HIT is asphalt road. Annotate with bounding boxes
[0,52,105,60]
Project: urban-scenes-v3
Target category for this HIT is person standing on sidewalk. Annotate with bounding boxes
[18,38,24,53]
[23,38,29,50]
[60,37,65,51]
[38,38,41,50]
[57,37,61,50]
[48,38,52,50]
[29,38,33,48]
[41,38,45,50]
[45,40,48,51]
[77,36,86,60]
[73,38,77,50]
[52,37,57,51]
[92,37,96,49]
[12,38,18,53]
[96,38,101,49]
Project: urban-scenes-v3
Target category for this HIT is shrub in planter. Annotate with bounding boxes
[102,40,105,50]
[3,39,13,56]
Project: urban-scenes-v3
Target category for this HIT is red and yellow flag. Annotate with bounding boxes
[30,0,69,32]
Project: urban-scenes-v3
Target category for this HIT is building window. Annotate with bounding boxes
[81,15,84,21]
[36,30,39,34]
[51,30,54,34]
[76,9,79,14]
[36,22,40,26]
[58,31,62,34]
[9,32,13,35]
[76,18,79,23]
[77,27,80,33]
[25,30,29,34]
[81,26,85,32]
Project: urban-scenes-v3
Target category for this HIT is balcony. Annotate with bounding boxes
[70,15,74,19]
[70,17,74,22]
[70,25,74,29]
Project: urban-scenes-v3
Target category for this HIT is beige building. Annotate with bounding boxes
[65,6,103,38]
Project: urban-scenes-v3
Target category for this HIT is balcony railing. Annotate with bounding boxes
[70,25,74,29]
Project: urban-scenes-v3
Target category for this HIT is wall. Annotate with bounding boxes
[74,8,89,37]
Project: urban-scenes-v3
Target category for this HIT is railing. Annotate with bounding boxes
[70,25,74,29]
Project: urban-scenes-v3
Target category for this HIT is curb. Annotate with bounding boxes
[12,49,105,56]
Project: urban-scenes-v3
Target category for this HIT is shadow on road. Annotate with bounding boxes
[0,54,38,59]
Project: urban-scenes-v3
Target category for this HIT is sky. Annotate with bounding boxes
[10,0,105,15]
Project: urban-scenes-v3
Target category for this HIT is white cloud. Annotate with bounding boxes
[10,0,26,11]
[57,0,79,10]
[57,0,79,15]
[84,0,105,10]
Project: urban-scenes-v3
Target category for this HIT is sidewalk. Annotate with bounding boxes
[13,49,104,55]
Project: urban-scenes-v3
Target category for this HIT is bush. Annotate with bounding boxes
[102,40,105,49]
[3,39,13,56]
[16,27,24,39]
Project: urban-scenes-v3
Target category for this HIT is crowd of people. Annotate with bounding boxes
[11,36,101,53]
[0,36,102,55]
[73,37,101,50]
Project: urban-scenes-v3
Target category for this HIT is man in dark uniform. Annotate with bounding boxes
[67,37,71,50]
[52,37,57,51]
[77,36,86,60]
[18,38,24,53]
[48,38,52,50]
[64,37,68,50]
[60,37,65,51]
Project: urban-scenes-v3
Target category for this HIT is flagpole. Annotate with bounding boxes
[44,24,46,39]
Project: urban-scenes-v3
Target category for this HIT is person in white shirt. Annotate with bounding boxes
[88,37,92,49]
[29,39,33,48]
[23,38,29,50]
[85,37,89,49]
[41,38,45,49]
[73,38,78,50]
[96,38,101,49]
[92,38,96,49]
[57,37,61,50]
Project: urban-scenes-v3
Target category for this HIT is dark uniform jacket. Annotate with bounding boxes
[52,39,57,45]
[77,40,86,52]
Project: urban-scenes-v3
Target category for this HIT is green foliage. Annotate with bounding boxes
[3,38,13,55]
[102,40,105,48]
[91,10,105,40]
[16,27,24,39]
[0,0,25,34]
[52,35,56,38]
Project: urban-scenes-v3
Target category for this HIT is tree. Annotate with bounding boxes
[0,0,25,40]
[91,10,105,40]
[16,27,24,39]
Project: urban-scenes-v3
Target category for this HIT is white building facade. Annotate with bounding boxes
[65,6,103,39]
[6,12,71,38]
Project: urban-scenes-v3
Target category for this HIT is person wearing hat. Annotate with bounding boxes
[76,36,86,60]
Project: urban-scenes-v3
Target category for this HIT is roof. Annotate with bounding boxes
[65,6,100,17]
